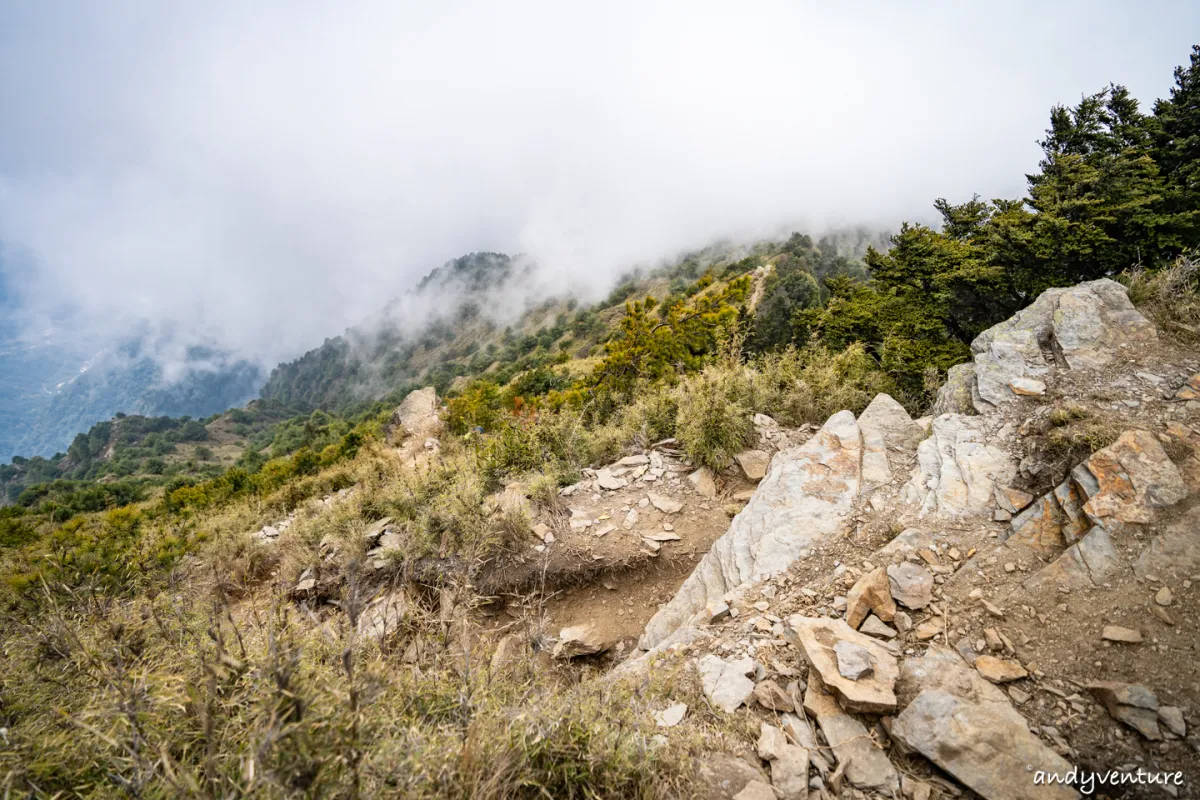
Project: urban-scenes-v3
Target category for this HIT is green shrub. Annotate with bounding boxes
[674,368,754,470]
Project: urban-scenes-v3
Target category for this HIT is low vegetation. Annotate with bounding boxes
[0,43,1199,799]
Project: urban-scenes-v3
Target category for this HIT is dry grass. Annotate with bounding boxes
[1038,404,1123,485]
[0,576,732,799]
[1123,253,1200,343]
[0,334,912,797]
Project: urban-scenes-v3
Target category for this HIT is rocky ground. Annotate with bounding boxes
[578,279,1199,799]
[252,278,1200,798]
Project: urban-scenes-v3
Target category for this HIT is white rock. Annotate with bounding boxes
[697,654,756,713]
[969,278,1156,412]
[770,745,810,800]
[901,415,1015,518]
[391,387,441,437]
[654,702,687,728]
[647,492,683,514]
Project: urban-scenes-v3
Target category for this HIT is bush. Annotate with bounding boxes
[1122,253,1200,343]
[674,368,754,470]
[751,343,904,425]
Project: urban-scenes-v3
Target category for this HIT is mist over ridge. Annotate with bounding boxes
[3,1,1197,377]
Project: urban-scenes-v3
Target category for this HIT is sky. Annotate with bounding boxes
[1,0,1198,369]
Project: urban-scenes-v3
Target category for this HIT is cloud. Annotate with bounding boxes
[1,0,1197,368]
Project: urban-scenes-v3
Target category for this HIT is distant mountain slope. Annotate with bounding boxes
[260,252,540,410]
[0,245,266,462]
[0,331,264,462]
[261,235,886,414]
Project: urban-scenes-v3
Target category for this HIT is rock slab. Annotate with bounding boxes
[892,647,1077,800]
[698,655,757,713]
[790,616,897,714]
[803,673,898,792]
[641,411,862,649]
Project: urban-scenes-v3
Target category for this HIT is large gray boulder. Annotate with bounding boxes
[390,386,441,437]
[640,411,862,650]
[892,647,1078,800]
[970,279,1155,413]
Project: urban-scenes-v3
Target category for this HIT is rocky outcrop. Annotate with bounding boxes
[932,279,1157,415]
[390,386,441,438]
[858,393,924,489]
[892,647,1077,800]
[1077,429,1188,525]
[640,411,862,649]
[1025,524,1119,590]
[1017,429,1188,586]
[857,392,924,450]
[902,414,1015,518]
[972,278,1156,412]
[622,276,1197,797]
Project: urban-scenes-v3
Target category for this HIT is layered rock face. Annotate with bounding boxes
[901,414,1015,518]
[640,410,863,649]
[1017,429,1189,589]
